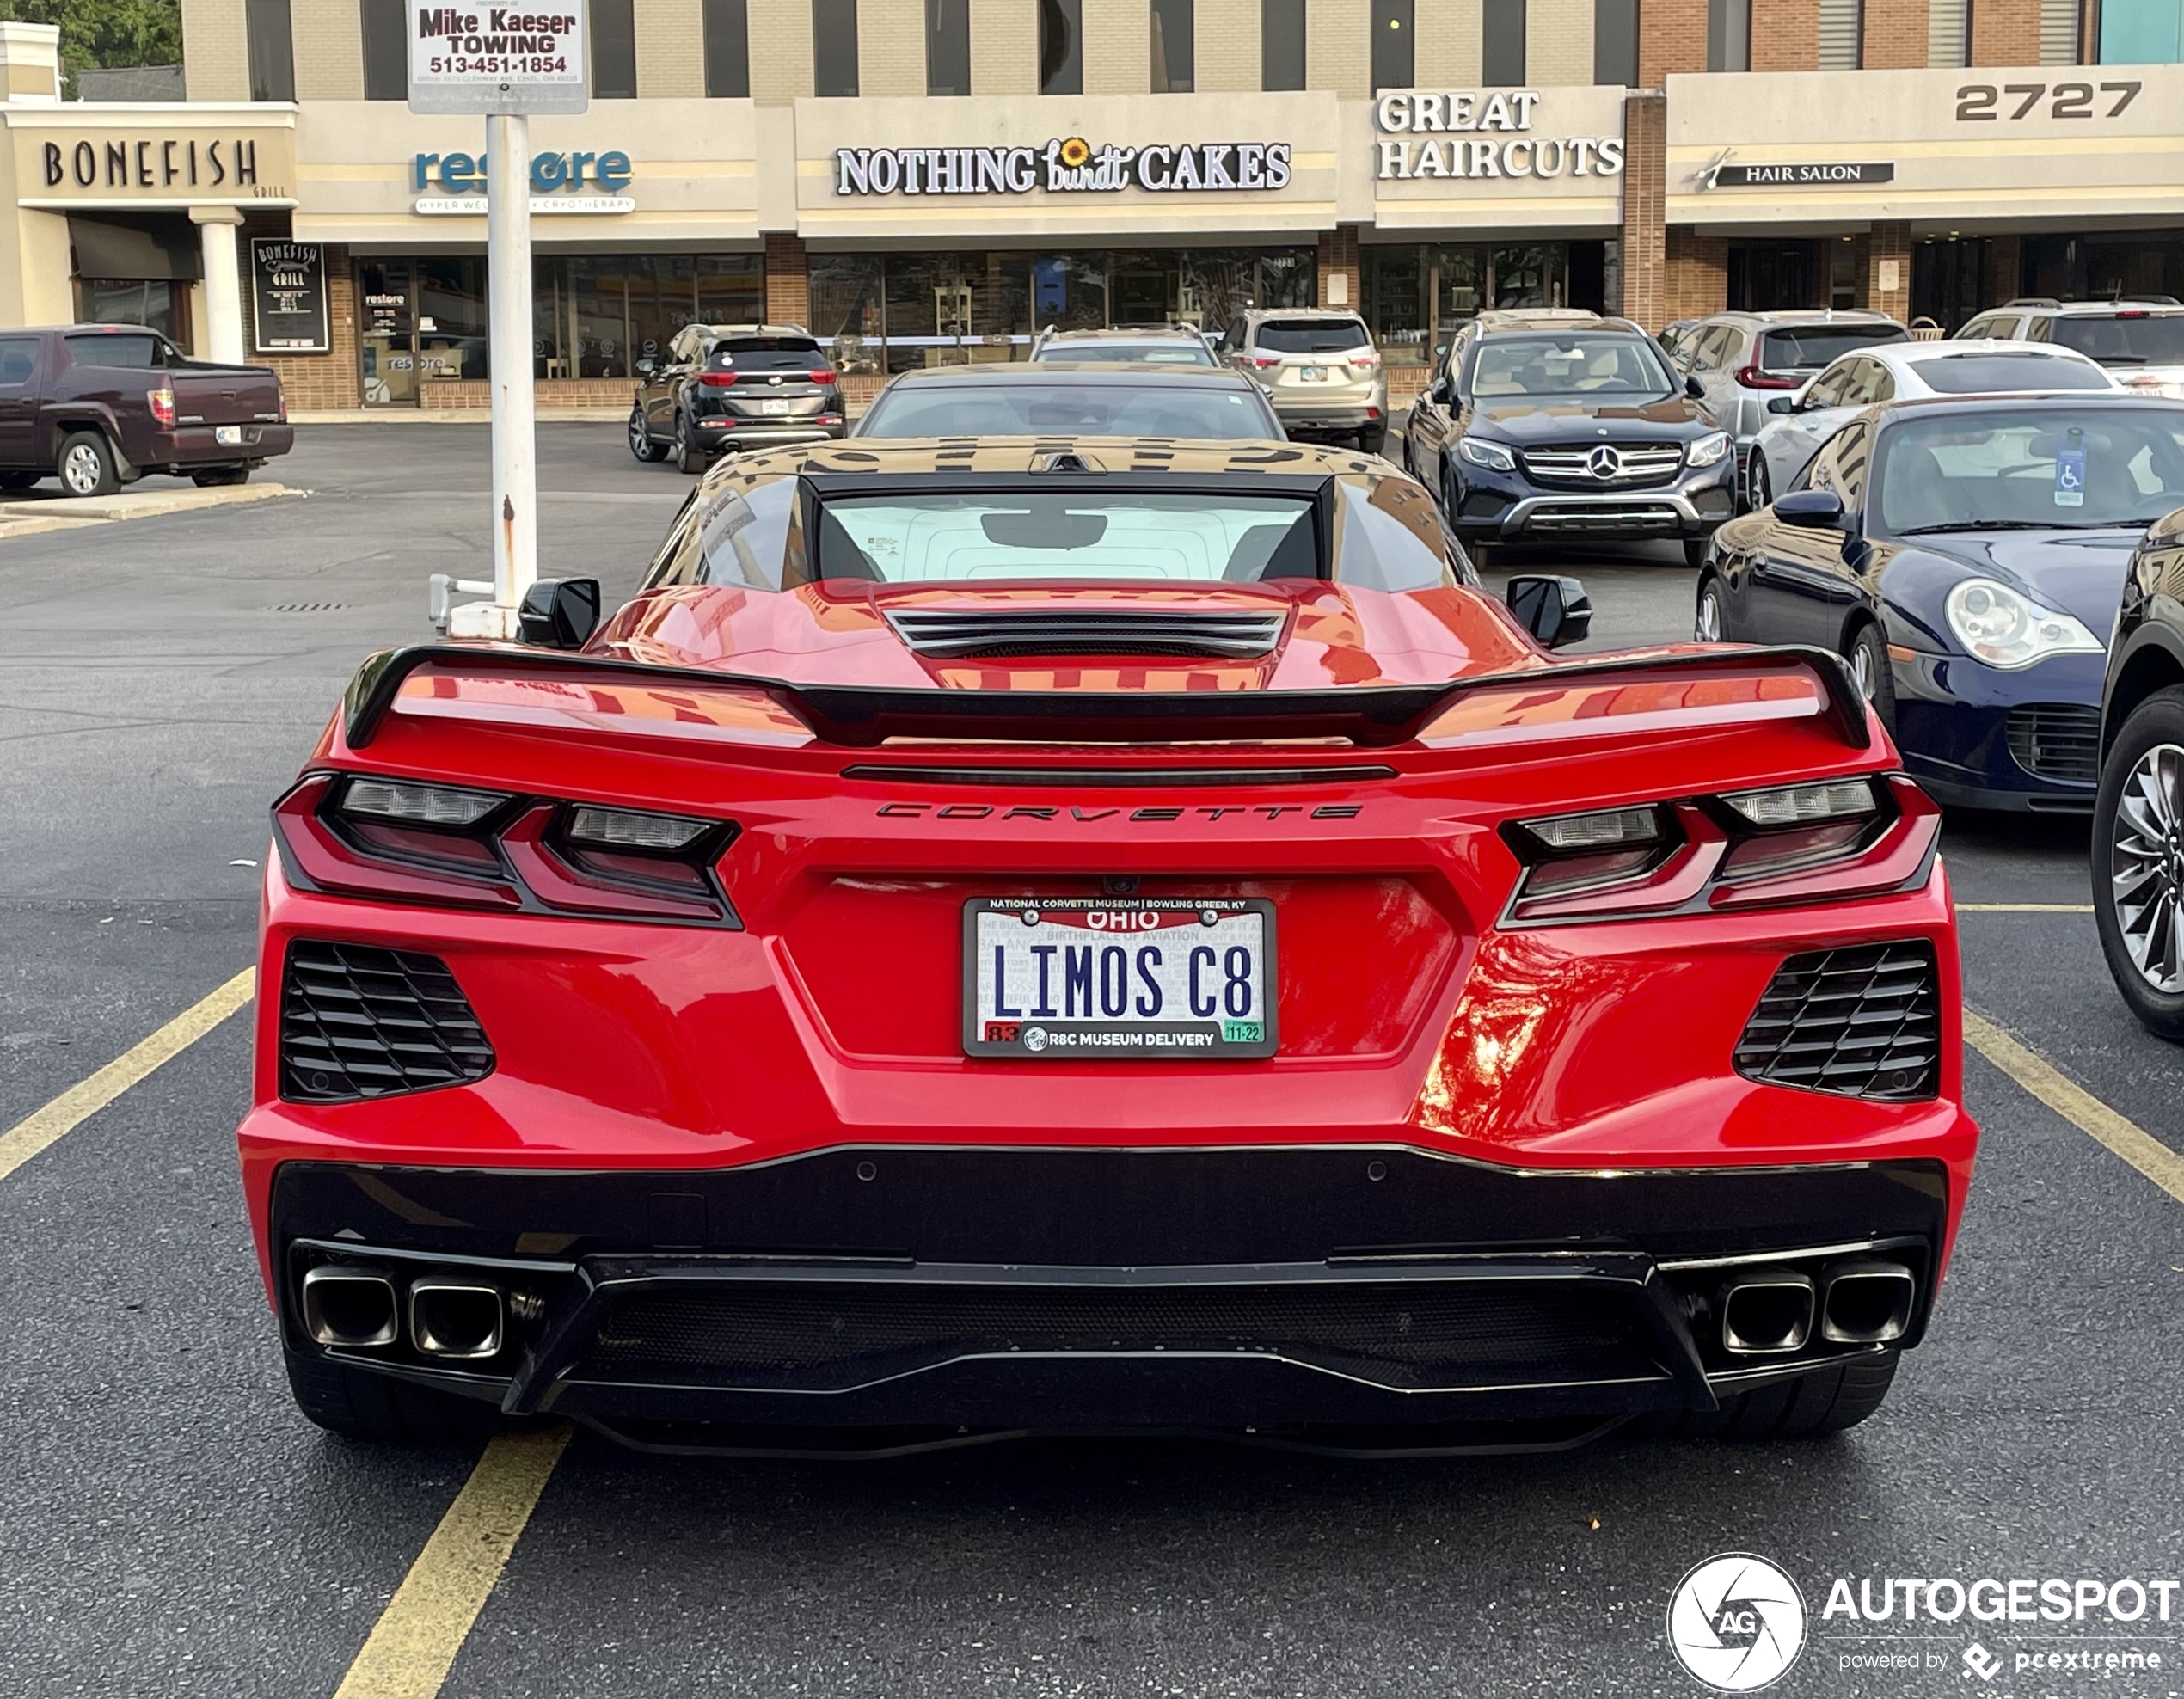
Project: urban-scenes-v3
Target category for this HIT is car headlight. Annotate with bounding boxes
[1944,578,2104,669]
[1686,430,1732,468]
[1457,436,1516,473]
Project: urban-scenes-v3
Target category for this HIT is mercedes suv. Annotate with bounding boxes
[1402,310,1737,566]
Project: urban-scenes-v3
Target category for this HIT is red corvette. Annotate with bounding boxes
[239,439,1976,1453]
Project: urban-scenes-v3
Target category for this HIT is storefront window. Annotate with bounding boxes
[415,255,488,383]
[78,279,181,343]
[696,254,766,324]
[810,251,886,374]
[1032,255,1108,331]
[1363,245,1427,365]
[1491,243,1561,309]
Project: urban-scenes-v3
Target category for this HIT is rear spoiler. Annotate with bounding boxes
[341,642,1872,753]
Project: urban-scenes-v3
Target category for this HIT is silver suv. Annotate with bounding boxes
[1217,309,1389,453]
[1675,310,1907,481]
[1960,298,2184,400]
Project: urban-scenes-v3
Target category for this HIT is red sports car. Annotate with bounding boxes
[239,439,1976,1453]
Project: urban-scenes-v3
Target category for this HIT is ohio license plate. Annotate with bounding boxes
[1299,365,1328,382]
[759,397,794,415]
[214,426,244,445]
[963,898,1277,1059]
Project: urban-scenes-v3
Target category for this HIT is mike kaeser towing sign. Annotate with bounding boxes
[408,3,588,115]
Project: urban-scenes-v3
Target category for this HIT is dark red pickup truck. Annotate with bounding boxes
[0,323,293,498]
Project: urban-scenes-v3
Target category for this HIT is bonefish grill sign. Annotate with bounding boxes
[833,138,1293,197]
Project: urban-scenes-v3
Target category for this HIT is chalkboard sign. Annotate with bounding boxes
[251,238,329,353]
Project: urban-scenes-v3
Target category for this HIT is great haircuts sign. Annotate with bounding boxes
[835,138,1292,198]
[1374,90,1625,181]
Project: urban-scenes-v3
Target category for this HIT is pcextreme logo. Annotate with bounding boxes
[1667,1553,1809,1692]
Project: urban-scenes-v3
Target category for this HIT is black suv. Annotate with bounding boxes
[629,324,845,472]
[2094,508,2184,1041]
[1401,309,1737,567]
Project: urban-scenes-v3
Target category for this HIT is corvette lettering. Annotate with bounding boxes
[874,803,1364,820]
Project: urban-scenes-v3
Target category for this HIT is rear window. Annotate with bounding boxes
[2049,314,2184,365]
[1756,326,1908,371]
[1034,341,1218,366]
[708,337,827,372]
[1253,318,1371,354]
[64,332,164,370]
[1913,353,2113,395]
[857,381,1275,439]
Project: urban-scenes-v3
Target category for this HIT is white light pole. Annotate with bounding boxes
[486,112,537,618]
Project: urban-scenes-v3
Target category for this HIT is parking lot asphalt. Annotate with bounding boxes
[2,422,2180,1699]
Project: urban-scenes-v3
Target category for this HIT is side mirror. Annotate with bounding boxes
[517,578,602,648]
[1684,374,1706,400]
[1506,574,1592,650]
[1427,375,1451,405]
[1766,394,1797,414]
[1774,488,1846,529]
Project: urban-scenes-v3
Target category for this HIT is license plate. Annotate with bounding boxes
[964,898,1277,1059]
[214,426,244,445]
[759,397,793,415]
[1299,365,1328,382]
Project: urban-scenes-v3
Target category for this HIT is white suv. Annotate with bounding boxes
[1960,298,2184,399]
[1218,310,1389,454]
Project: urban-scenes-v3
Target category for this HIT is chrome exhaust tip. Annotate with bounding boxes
[1819,1260,1916,1345]
[300,1265,399,1348]
[408,1275,506,1359]
[1719,1271,1814,1356]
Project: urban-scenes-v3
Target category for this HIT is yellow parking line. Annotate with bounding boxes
[0,968,255,1185]
[333,1428,572,1699]
[1955,903,2094,913]
[1963,1008,2184,1207]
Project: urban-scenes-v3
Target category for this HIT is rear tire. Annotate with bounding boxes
[285,1350,506,1443]
[192,466,249,488]
[58,430,119,497]
[1357,426,1386,457]
[1745,450,1774,512]
[1644,1352,1900,1439]
[1847,619,1898,736]
[672,412,707,475]
[1695,574,1727,642]
[1683,537,1709,571]
[628,403,666,463]
[2091,686,2184,1042]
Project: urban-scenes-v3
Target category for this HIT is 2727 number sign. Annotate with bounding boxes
[1955,80,2142,121]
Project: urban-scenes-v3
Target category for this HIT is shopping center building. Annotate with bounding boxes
[1,0,2176,409]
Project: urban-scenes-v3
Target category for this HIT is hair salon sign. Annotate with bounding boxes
[1374,90,1624,181]
[833,138,1293,197]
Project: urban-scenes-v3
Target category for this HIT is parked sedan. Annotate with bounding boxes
[629,323,845,473]
[1744,340,2118,511]
[855,363,1284,439]
[1700,396,2184,810]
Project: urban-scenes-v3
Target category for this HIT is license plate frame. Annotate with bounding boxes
[758,397,794,415]
[962,897,1278,1060]
[214,425,245,446]
[1299,365,1328,382]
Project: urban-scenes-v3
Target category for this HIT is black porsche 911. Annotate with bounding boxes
[1697,395,2184,811]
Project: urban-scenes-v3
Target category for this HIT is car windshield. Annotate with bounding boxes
[1254,319,1371,353]
[1756,326,1908,371]
[1911,353,2113,395]
[1469,334,1673,398]
[858,382,1273,438]
[2048,315,2184,365]
[1034,342,1217,365]
[707,338,826,372]
[1876,408,2184,533]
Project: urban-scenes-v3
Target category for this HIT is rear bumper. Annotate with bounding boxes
[270,1147,1950,1444]
[695,420,845,451]
[142,423,294,467]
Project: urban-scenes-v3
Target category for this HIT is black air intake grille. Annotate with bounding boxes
[1733,941,1939,1101]
[886,608,1285,660]
[582,1279,1659,1392]
[2006,704,2101,784]
[279,941,494,1102]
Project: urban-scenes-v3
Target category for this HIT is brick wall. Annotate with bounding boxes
[861,0,927,95]
[1749,0,1819,70]
[1308,0,1370,99]
[1640,0,1709,86]
[766,233,811,327]
[1530,0,1595,83]
[1196,0,1262,89]
[242,230,360,410]
[1864,220,1912,318]
[1664,230,1729,322]
[290,0,364,98]
[750,0,814,101]
[1418,0,1484,83]
[181,0,248,100]
[1862,0,1928,68]
[971,0,1038,92]
[1083,0,1150,91]
[638,0,707,96]
[1619,92,1666,327]
[1318,224,1359,310]
[1970,0,2040,63]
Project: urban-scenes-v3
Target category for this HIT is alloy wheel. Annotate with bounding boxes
[1695,585,1723,643]
[628,411,647,456]
[2111,741,2184,994]
[62,444,102,494]
[1852,641,1878,701]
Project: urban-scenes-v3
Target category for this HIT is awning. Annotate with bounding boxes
[68,213,203,282]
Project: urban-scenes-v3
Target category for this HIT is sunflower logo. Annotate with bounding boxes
[1058,137,1092,169]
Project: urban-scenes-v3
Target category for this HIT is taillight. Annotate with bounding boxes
[1347,350,1381,369]
[1733,365,1802,390]
[1500,776,1938,924]
[808,368,837,384]
[699,371,736,387]
[148,387,176,428]
[1244,353,1283,370]
[272,775,742,925]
